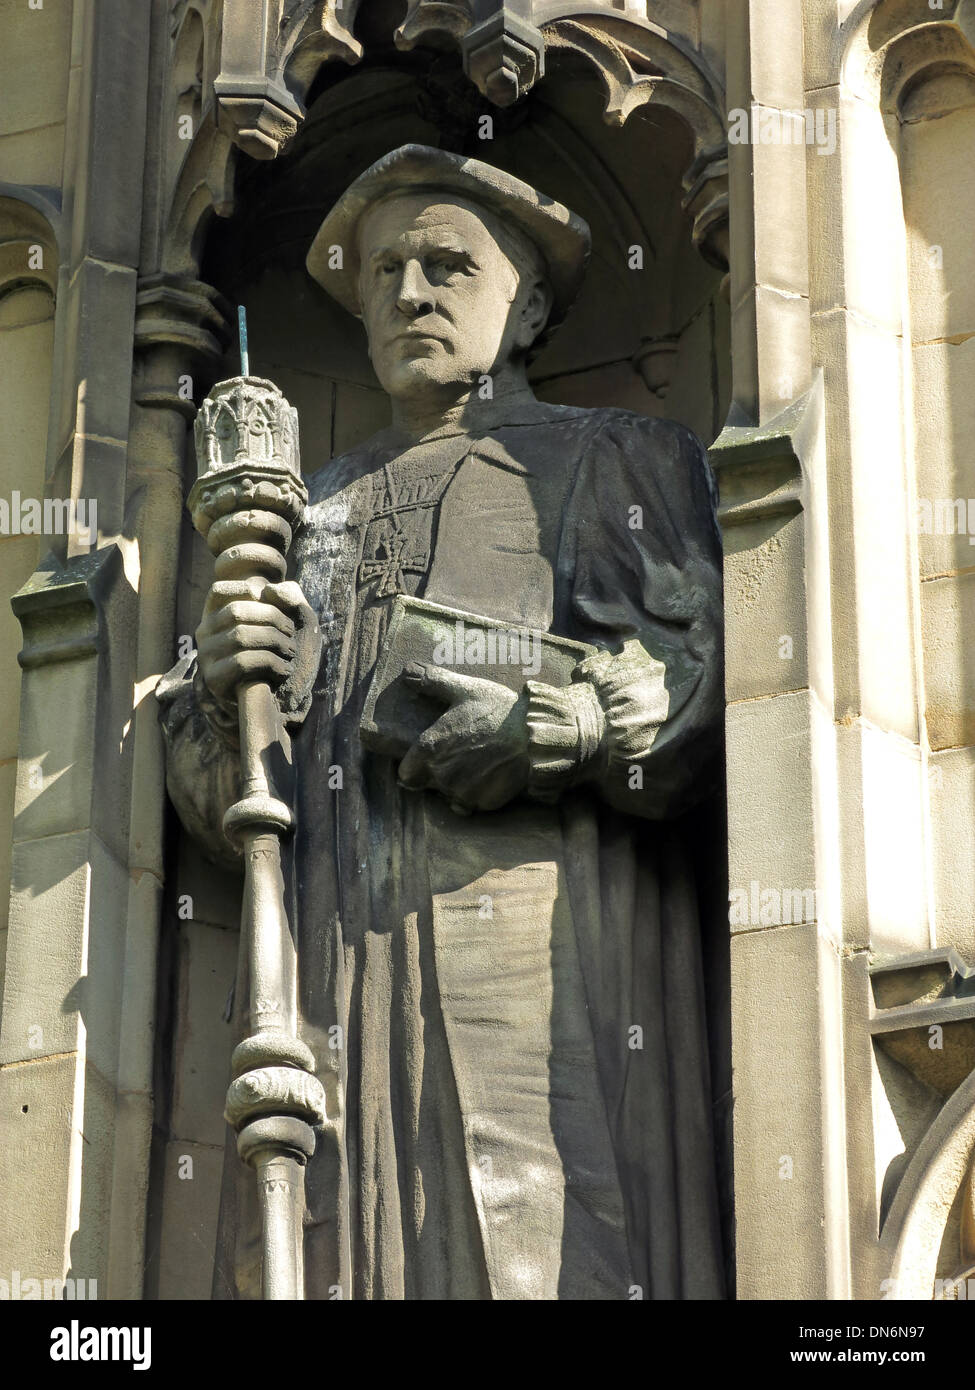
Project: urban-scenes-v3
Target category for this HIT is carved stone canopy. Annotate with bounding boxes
[165,1,729,281]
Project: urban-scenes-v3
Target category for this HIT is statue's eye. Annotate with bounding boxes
[427,254,464,280]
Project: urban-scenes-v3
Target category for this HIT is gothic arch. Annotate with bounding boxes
[884,1068,975,1298]
[159,2,729,282]
[0,196,58,308]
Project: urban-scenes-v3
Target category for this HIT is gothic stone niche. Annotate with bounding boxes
[153,10,732,1301]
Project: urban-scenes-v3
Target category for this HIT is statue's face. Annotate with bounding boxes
[357,194,539,400]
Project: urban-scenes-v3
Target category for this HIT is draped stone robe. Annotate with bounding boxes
[159,399,726,1301]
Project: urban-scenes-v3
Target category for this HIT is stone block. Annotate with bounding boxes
[902,102,975,347]
[47,432,128,552]
[802,0,845,94]
[731,921,830,1298]
[0,1053,114,1283]
[699,0,726,81]
[928,746,975,960]
[55,258,138,457]
[171,920,239,1148]
[724,510,807,702]
[13,651,97,844]
[0,0,71,137]
[731,283,812,425]
[913,337,975,579]
[726,0,805,111]
[1,830,128,1086]
[10,546,139,870]
[174,835,242,932]
[68,0,150,271]
[852,720,929,956]
[812,305,918,741]
[116,868,163,1098]
[750,132,811,300]
[726,689,817,933]
[154,1138,224,1300]
[0,832,89,1066]
[0,124,66,187]
[921,571,975,751]
[106,1087,154,1298]
[806,88,904,332]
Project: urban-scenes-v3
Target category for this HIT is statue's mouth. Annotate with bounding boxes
[393,330,446,344]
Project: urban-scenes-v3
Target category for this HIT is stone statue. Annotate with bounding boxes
[158,144,726,1300]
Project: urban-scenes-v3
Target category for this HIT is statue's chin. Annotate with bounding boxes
[381,357,473,400]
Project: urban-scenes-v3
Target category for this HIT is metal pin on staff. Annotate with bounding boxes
[238,304,250,377]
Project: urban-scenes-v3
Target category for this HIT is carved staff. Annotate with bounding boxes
[188,311,325,1300]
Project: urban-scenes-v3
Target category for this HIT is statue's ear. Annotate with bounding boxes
[516,277,554,351]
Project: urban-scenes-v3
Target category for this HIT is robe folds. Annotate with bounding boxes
[159,399,727,1300]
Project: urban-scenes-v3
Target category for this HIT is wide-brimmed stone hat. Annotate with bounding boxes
[306,143,591,327]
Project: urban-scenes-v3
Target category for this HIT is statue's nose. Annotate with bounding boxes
[396,259,435,317]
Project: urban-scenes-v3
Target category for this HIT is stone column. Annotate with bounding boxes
[108,275,231,1296]
[714,0,848,1299]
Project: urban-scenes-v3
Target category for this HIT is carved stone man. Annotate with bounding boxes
[159,144,726,1300]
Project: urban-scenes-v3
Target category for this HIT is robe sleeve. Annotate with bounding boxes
[526,411,724,820]
[155,656,243,872]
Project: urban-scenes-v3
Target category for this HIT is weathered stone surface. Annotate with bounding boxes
[68,0,151,272]
[903,103,975,349]
[0,1053,115,1283]
[929,746,975,958]
[726,689,816,932]
[0,124,66,186]
[153,1139,224,1301]
[171,921,239,1149]
[0,537,38,753]
[722,510,807,703]
[0,0,71,138]
[1,830,128,1085]
[0,315,55,500]
[55,259,139,456]
[731,921,834,1299]
[921,572,975,751]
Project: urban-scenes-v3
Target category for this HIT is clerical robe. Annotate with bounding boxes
[159,399,726,1300]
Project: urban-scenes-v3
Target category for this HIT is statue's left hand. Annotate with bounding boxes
[397,663,530,813]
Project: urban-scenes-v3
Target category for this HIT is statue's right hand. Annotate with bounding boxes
[196,577,321,711]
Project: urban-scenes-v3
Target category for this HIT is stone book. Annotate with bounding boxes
[359,594,595,759]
